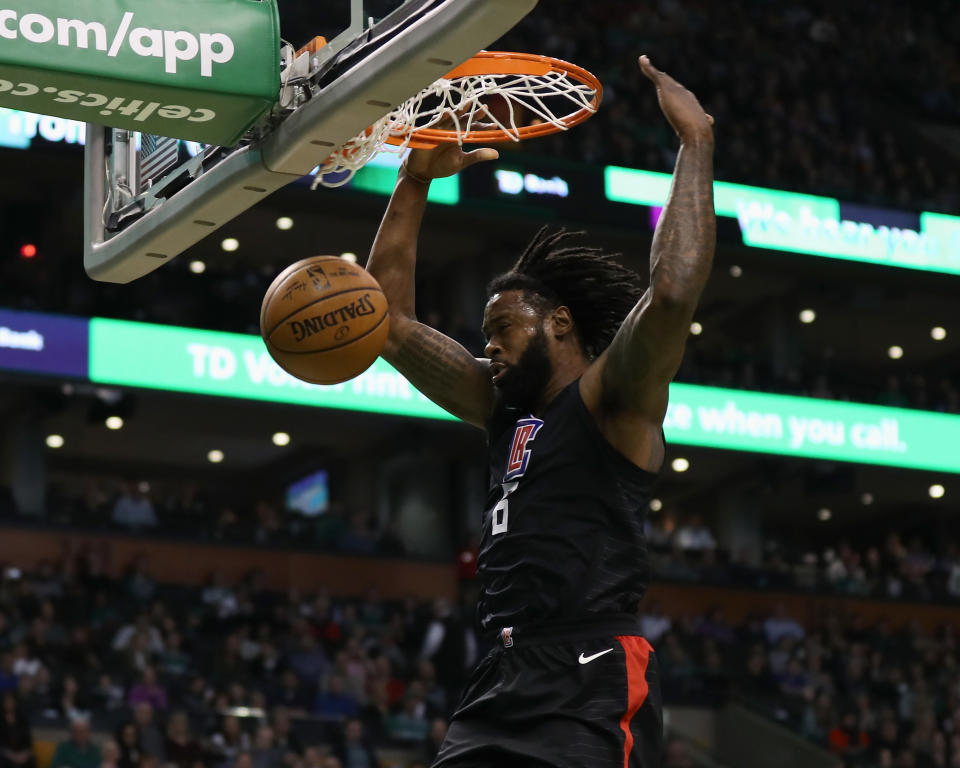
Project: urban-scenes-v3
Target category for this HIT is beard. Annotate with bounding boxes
[493,326,553,415]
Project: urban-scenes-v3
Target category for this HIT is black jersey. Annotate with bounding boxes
[477,378,658,636]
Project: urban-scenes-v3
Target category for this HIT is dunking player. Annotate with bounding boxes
[367,56,715,767]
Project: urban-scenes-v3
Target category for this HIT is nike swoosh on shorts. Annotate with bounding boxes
[578,648,614,664]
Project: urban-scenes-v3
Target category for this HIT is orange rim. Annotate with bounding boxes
[383,51,602,148]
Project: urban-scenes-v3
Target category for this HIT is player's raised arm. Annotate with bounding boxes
[581,56,716,470]
[367,143,499,429]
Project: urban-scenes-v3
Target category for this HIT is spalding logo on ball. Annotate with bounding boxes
[260,256,390,385]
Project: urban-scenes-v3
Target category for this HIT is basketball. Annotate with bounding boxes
[260,256,390,385]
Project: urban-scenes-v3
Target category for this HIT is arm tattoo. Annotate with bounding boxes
[394,324,470,393]
[391,323,487,421]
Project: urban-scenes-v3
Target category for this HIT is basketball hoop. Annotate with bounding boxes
[312,51,603,189]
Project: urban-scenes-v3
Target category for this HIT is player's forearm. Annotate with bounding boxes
[648,138,716,309]
[367,169,431,320]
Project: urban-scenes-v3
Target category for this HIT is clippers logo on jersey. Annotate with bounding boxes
[503,417,544,481]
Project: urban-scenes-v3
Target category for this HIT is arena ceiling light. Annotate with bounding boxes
[649,498,663,512]
[888,345,904,360]
[45,434,64,449]
[105,416,124,430]
[817,508,832,521]
[929,484,945,499]
[189,261,206,274]
[220,238,240,253]
[690,322,703,336]
[341,252,358,263]
[799,309,816,324]
[276,217,295,231]
[671,457,690,473]
[207,449,225,464]
[729,265,742,278]
[861,492,874,505]
[931,326,947,341]
[272,432,291,447]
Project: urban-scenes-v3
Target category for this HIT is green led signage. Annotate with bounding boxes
[86,317,960,473]
[88,318,457,421]
[605,166,960,275]
[665,384,960,474]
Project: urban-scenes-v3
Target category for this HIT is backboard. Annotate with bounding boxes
[84,0,538,284]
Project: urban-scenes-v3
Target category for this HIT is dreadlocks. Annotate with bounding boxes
[487,227,644,360]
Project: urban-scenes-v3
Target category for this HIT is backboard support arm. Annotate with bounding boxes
[84,0,539,283]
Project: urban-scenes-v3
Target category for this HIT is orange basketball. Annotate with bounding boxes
[260,256,390,385]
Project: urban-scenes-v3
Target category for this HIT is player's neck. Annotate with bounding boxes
[533,352,589,416]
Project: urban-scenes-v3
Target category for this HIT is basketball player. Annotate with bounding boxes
[367,56,715,768]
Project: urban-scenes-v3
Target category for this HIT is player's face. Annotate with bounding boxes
[482,291,553,410]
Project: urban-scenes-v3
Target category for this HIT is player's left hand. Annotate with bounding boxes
[639,55,714,143]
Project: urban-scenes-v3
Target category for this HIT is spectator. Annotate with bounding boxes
[333,720,379,768]
[209,716,250,768]
[674,514,717,551]
[421,719,447,766]
[414,661,445,717]
[301,748,324,768]
[270,671,311,715]
[133,702,166,761]
[663,739,694,768]
[250,726,282,768]
[115,722,141,768]
[112,482,158,529]
[338,514,378,556]
[0,693,34,768]
[62,628,101,677]
[100,739,121,768]
[253,503,283,545]
[314,675,358,720]
[112,615,165,656]
[829,710,870,758]
[764,605,806,645]
[0,655,17,696]
[57,674,91,721]
[158,632,191,678]
[50,717,101,768]
[288,633,327,687]
[269,709,302,757]
[92,675,125,712]
[358,679,391,745]
[164,710,203,768]
[385,688,429,744]
[128,666,168,712]
[640,602,673,644]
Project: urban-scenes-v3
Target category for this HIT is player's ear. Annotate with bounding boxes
[549,305,575,339]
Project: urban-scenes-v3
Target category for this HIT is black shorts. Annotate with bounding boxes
[432,617,662,768]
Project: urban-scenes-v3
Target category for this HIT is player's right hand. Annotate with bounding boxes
[404,143,499,181]
[403,109,499,181]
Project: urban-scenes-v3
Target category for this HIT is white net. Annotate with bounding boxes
[311,65,599,189]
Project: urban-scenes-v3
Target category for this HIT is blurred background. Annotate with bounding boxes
[0,1,958,768]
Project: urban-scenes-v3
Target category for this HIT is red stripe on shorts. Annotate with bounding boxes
[614,635,652,768]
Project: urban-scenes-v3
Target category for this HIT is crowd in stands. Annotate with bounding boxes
[494,0,960,215]
[0,553,476,768]
[18,476,960,608]
[643,598,960,768]
[0,549,956,768]
[648,514,960,605]
[3,474,959,621]
[31,483,407,562]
